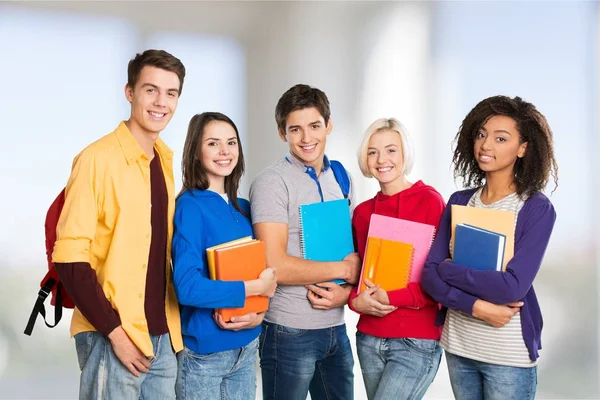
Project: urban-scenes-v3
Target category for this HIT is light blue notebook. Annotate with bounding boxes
[299,199,354,285]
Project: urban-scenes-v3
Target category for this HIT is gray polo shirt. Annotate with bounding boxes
[249,152,354,329]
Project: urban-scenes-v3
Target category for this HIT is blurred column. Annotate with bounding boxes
[357,2,433,201]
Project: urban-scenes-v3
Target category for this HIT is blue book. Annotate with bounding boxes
[453,224,506,271]
[299,199,353,284]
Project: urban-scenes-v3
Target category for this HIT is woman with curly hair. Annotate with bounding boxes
[421,96,559,400]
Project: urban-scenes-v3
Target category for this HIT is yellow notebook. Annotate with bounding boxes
[206,236,253,280]
[450,205,515,271]
[358,237,414,294]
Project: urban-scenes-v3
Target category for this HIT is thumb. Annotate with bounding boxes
[365,284,381,294]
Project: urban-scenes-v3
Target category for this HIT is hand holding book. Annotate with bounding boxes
[213,311,266,331]
[351,279,397,318]
[342,252,361,285]
[245,267,277,298]
[306,281,353,310]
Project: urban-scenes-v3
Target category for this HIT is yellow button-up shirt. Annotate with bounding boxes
[53,121,183,356]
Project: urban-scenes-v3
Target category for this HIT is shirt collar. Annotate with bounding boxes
[115,121,173,165]
[284,151,331,173]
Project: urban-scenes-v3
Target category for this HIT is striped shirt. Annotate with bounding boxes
[441,188,536,368]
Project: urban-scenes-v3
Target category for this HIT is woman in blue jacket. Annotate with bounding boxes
[173,112,277,400]
[421,96,558,400]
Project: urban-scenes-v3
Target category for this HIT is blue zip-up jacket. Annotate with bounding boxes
[172,189,259,354]
[421,188,556,361]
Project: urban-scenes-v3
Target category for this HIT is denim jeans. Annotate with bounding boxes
[259,321,354,400]
[356,332,442,400]
[176,337,258,400]
[74,331,176,400]
[445,352,538,400]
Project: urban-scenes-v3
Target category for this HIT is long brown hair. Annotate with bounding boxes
[180,112,247,216]
[452,95,558,197]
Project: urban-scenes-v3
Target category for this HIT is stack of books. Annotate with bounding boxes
[206,237,269,321]
[450,205,515,271]
[357,214,436,294]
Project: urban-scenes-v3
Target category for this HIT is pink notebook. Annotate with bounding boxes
[365,214,436,283]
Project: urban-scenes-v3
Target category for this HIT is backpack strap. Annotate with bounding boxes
[330,160,350,200]
[24,276,63,336]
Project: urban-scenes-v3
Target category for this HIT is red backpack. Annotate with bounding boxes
[24,188,75,335]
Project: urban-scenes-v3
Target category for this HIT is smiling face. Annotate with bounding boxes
[279,107,332,170]
[366,129,406,187]
[200,120,239,190]
[125,65,180,138]
[474,115,528,177]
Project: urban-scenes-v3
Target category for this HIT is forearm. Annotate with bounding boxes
[421,262,478,315]
[174,270,246,309]
[387,283,438,309]
[269,252,347,285]
[437,260,517,304]
[54,262,121,336]
[347,286,361,314]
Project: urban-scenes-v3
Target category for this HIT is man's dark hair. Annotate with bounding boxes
[275,84,331,133]
[127,49,186,94]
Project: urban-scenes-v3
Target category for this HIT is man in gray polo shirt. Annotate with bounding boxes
[250,84,360,400]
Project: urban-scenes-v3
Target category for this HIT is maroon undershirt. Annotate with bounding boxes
[55,150,169,336]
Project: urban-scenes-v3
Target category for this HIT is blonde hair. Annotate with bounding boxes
[357,118,415,178]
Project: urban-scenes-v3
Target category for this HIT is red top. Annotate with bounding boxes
[349,180,445,339]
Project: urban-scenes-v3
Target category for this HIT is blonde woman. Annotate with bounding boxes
[349,118,445,400]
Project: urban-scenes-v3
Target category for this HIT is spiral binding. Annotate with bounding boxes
[404,244,415,287]
[299,207,307,259]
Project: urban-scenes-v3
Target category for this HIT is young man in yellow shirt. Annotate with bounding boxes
[52,49,185,399]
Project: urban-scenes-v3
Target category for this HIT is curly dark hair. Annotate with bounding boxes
[452,95,558,197]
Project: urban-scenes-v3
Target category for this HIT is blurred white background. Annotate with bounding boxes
[0,1,598,398]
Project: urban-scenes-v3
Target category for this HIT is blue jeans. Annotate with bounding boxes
[356,332,442,400]
[259,321,354,400]
[176,337,258,400]
[445,352,538,400]
[74,331,176,400]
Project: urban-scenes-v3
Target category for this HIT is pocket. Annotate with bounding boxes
[277,324,307,337]
[258,323,268,358]
[184,347,218,361]
[74,331,98,371]
[404,338,439,354]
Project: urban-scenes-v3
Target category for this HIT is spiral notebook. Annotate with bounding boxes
[299,199,353,285]
[364,214,436,284]
[358,237,414,293]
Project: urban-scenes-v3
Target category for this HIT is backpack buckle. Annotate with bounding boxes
[38,281,54,301]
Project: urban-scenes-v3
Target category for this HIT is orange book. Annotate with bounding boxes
[358,237,414,294]
[213,240,269,322]
[207,236,253,280]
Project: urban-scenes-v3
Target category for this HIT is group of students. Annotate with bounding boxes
[51,49,558,400]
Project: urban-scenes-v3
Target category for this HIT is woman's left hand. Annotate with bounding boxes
[214,311,265,331]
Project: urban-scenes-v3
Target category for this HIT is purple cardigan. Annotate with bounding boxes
[421,188,556,361]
